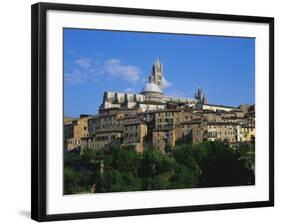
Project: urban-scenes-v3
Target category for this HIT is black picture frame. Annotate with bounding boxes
[31,2,274,222]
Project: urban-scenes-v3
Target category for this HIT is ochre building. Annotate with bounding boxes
[64,60,255,152]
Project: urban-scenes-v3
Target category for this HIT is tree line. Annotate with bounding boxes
[64,141,255,194]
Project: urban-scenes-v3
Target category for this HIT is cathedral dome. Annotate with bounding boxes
[142,83,162,93]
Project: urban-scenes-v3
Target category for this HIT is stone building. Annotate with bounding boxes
[152,109,203,151]
[240,111,255,142]
[153,129,175,152]
[123,121,148,153]
[196,103,238,112]
[64,59,255,152]
[204,122,237,143]
[64,114,91,151]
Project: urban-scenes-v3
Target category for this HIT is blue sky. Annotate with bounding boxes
[64,28,255,117]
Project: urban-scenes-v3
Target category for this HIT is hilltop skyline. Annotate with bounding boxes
[64,28,255,117]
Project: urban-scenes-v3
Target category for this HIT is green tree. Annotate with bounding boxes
[64,167,91,194]
[198,141,254,187]
[64,141,255,194]
[99,169,125,192]
[138,149,175,177]
[171,144,201,188]
[164,143,173,153]
[169,163,199,189]
[142,176,170,190]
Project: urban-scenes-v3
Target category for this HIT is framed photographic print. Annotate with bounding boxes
[31,2,274,222]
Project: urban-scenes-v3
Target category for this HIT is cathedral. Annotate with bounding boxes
[100,59,207,112]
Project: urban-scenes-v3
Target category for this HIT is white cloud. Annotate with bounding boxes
[65,57,142,85]
[163,77,172,88]
[89,68,104,76]
[104,59,140,82]
[64,69,87,84]
[75,57,92,69]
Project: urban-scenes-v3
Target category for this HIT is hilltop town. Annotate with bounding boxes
[64,60,255,153]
